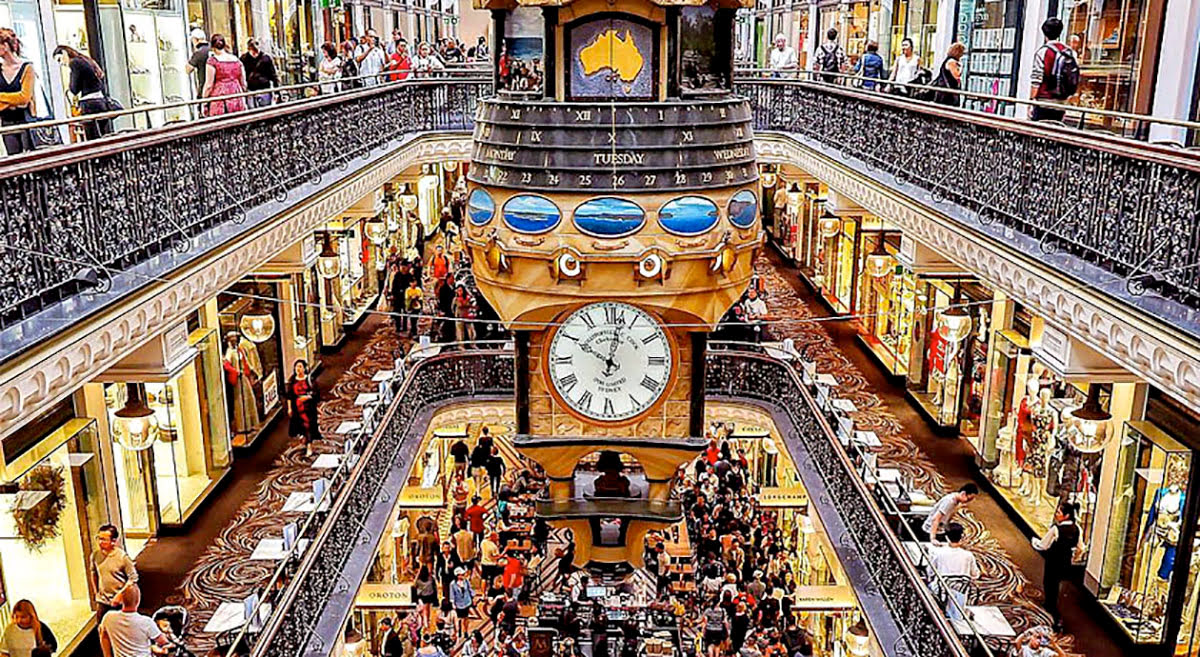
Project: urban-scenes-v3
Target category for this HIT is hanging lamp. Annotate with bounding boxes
[112,384,159,451]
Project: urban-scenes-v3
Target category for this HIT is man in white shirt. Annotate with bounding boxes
[99,585,169,657]
[921,483,978,544]
[768,34,796,78]
[927,523,980,580]
[357,30,387,85]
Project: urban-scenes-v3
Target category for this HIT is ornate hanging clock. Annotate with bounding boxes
[545,301,675,423]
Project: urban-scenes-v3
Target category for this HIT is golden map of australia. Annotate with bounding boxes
[579,29,645,85]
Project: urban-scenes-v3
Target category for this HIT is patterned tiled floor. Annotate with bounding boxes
[753,253,1077,651]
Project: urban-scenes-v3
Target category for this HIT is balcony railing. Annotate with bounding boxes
[242,343,515,657]
[734,77,1200,319]
[706,347,968,657]
[240,343,967,657]
[0,75,490,353]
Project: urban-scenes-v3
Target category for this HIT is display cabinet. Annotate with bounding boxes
[1098,421,1193,644]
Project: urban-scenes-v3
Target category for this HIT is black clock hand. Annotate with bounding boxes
[578,341,609,364]
[604,325,623,375]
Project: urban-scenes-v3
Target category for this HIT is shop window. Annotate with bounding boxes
[956,0,1022,113]
[1057,0,1148,119]
[102,330,232,532]
[219,284,285,447]
[904,280,991,432]
[1098,422,1192,644]
[500,7,543,93]
[888,0,938,66]
[855,236,914,377]
[0,418,107,648]
[680,6,725,94]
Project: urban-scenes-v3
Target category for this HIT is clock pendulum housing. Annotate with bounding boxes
[465,0,759,568]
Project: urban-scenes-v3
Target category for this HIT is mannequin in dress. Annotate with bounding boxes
[1015,378,1039,495]
[1023,388,1057,501]
[1144,459,1188,607]
[223,331,262,435]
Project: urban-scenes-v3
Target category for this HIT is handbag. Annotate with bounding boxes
[25,84,63,149]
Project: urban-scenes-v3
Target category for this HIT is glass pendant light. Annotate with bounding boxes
[818,210,842,238]
[399,183,418,213]
[365,214,388,245]
[936,301,973,343]
[786,182,802,211]
[317,234,342,280]
[865,236,892,279]
[240,299,276,343]
[112,384,159,451]
[760,168,778,188]
[1069,384,1113,452]
[845,618,871,657]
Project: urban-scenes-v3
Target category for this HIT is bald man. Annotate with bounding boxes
[99,585,170,657]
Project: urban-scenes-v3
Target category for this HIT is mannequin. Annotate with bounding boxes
[1023,388,1057,500]
[1015,378,1039,495]
[1143,458,1188,606]
[223,331,262,435]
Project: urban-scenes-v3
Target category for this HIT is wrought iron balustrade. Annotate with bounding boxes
[244,346,514,657]
[734,79,1200,311]
[0,78,490,338]
[705,348,967,657]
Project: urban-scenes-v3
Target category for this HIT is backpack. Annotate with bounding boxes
[1045,43,1080,99]
[819,44,841,72]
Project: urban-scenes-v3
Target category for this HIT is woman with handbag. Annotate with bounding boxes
[930,42,966,107]
[53,45,115,140]
[0,28,35,156]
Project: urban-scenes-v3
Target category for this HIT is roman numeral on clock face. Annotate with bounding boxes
[603,398,615,417]
[559,373,577,393]
[648,356,666,367]
[577,391,593,411]
[641,375,661,391]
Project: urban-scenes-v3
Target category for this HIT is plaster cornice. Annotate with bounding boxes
[0,134,472,442]
[755,134,1200,413]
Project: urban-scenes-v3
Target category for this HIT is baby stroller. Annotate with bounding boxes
[153,606,197,657]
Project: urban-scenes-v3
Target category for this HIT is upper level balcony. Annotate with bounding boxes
[1,62,1200,427]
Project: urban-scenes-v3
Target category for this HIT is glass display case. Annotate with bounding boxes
[815,216,857,314]
[856,238,914,377]
[0,417,107,649]
[122,8,191,127]
[219,286,285,447]
[1057,0,1150,126]
[888,0,938,64]
[1099,421,1192,644]
[103,331,231,528]
[292,269,322,369]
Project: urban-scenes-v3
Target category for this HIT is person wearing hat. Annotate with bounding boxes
[449,567,474,639]
[185,28,210,97]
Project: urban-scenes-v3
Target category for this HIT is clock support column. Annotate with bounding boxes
[690,333,707,438]
[516,331,531,434]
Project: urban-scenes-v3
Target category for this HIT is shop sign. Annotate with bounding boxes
[355,583,413,608]
[262,372,279,412]
[791,585,857,610]
[758,487,808,507]
[1034,323,1139,382]
[433,423,468,438]
[732,425,769,438]
[399,485,444,508]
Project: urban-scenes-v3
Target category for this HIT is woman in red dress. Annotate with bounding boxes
[285,360,321,456]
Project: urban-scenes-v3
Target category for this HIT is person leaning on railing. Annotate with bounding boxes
[317,42,343,94]
[53,44,118,140]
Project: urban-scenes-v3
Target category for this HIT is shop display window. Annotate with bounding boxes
[292,270,322,368]
[1057,0,1147,123]
[888,0,938,64]
[104,331,231,531]
[978,334,1102,543]
[1099,422,1192,643]
[0,418,107,649]
[815,216,856,314]
[219,286,285,446]
[905,281,991,434]
[955,0,1021,114]
[855,235,913,377]
[122,6,192,126]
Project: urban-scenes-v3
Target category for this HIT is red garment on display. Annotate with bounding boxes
[1015,397,1032,467]
[927,329,948,373]
[223,346,254,385]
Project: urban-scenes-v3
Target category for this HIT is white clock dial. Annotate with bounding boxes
[547,301,673,422]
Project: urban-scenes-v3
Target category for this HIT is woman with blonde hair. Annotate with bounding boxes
[0,599,58,657]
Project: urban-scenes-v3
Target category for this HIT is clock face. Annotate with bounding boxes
[547,302,673,422]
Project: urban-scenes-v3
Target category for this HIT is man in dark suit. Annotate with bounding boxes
[379,617,404,657]
[1032,502,1080,630]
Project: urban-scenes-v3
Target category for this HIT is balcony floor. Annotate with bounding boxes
[757,248,1125,657]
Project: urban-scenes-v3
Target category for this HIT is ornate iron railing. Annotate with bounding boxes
[705,348,967,657]
[245,345,514,657]
[0,78,490,334]
[734,79,1200,310]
